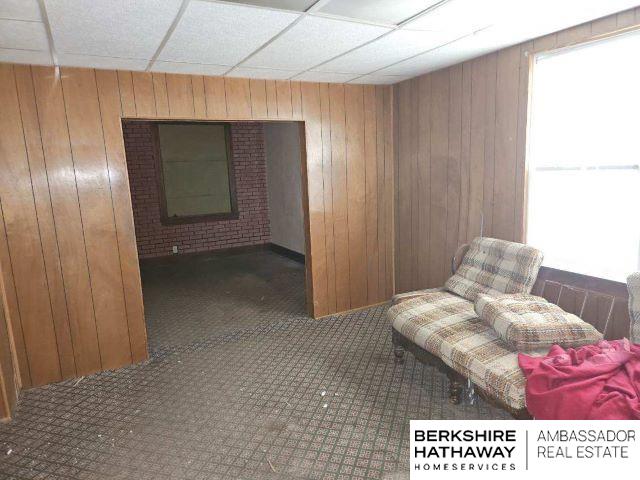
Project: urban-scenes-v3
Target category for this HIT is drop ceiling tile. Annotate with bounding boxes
[0,47,51,66]
[0,0,41,21]
[319,0,441,25]
[227,67,296,80]
[403,0,508,34]
[222,0,317,12]
[45,0,182,59]
[316,29,460,74]
[56,53,149,71]
[159,1,299,66]
[349,74,411,85]
[151,61,229,76]
[292,71,360,83]
[244,15,390,70]
[0,19,48,51]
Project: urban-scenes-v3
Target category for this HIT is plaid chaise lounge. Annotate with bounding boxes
[388,237,544,415]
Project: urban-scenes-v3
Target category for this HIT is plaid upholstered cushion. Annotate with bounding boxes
[388,291,528,410]
[444,237,543,302]
[475,294,602,352]
[628,273,640,344]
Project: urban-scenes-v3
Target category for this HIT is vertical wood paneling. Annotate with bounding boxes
[165,73,195,118]
[32,66,102,377]
[265,80,278,119]
[416,76,431,288]
[375,86,387,299]
[492,46,520,241]
[345,85,367,308]
[0,201,30,387]
[458,62,472,246]
[275,80,293,119]
[383,86,395,298]
[61,68,132,370]
[395,81,412,293]
[191,76,207,118]
[319,83,337,313]
[204,76,227,118]
[249,79,267,118]
[117,71,136,118]
[0,297,17,419]
[393,9,638,294]
[152,73,170,117]
[95,70,148,363]
[300,82,328,317]
[291,81,303,120]
[445,65,462,281]
[363,85,379,304]
[14,66,76,379]
[0,62,396,393]
[224,78,251,118]
[131,72,156,118]
[0,64,61,385]
[328,84,350,311]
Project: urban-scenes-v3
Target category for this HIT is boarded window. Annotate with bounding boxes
[155,123,237,224]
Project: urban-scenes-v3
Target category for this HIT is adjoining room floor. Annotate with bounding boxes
[0,250,507,480]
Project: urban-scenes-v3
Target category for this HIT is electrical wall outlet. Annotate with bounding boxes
[172,246,178,254]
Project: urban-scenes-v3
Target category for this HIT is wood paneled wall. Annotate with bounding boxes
[394,7,640,293]
[0,298,17,419]
[0,64,394,389]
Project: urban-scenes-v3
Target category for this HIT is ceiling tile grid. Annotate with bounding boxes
[242,15,391,71]
[44,0,183,59]
[0,0,638,84]
[159,1,300,66]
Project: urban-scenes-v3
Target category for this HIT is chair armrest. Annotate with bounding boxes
[451,244,470,274]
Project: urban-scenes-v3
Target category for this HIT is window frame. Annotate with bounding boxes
[152,121,239,226]
[525,28,640,282]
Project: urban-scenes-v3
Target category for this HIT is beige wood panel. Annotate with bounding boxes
[300,82,327,317]
[0,61,395,392]
[249,79,267,118]
[224,78,251,118]
[118,71,136,118]
[0,295,17,419]
[265,80,278,119]
[328,84,350,311]
[393,7,640,294]
[204,76,227,118]
[0,201,29,387]
[131,72,156,118]
[276,80,293,119]
[344,85,367,308]
[318,83,337,313]
[191,76,207,118]
[14,66,76,379]
[61,68,132,370]
[95,70,148,363]
[445,65,462,282]
[31,66,102,378]
[166,74,195,118]
[0,64,61,386]
[363,85,379,304]
[152,73,170,117]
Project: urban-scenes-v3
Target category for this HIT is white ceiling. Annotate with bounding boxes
[0,0,638,85]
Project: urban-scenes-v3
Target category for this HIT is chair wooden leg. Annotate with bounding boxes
[393,345,405,363]
[448,377,463,405]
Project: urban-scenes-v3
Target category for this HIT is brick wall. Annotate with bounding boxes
[123,121,270,259]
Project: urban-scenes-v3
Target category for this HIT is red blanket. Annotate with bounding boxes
[519,339,640,419]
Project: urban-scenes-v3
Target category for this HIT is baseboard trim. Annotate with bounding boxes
[269,243,305,264]
[139,244,270,266]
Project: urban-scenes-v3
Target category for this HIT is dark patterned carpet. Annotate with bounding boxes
[0,250,507,480]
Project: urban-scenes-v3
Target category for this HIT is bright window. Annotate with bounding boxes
[527,30,640,282]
